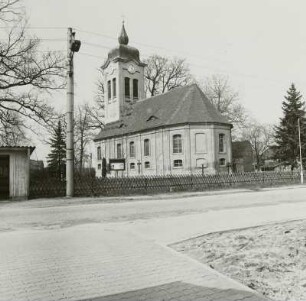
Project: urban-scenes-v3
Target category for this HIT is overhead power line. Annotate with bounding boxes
[0,25,292,87]
[81,41,111,50]
[75,28,116,40]
[74,27,230,65]
[79,52,105,59]
[0,26,67,29]
[0,38,66,41]
[1,26,229,68]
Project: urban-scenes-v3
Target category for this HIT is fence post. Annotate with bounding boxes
[145,177,148,194]
[191,174,194,190]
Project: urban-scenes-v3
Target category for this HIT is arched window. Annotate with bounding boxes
[97,146,101,160]
[117,143,122,159]
[219,134,225,153]
[129,141,135,158]
[144,139,150,156]
[133,79,138,99]
[173,134,182,153]
[144,161,150,169]
[112,78,116,98]
[125,77,130,98]
[107,80,111,101]
[130,162,135,169]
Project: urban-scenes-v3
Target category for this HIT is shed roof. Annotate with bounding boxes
[0,146,35,154]
[95,84,232,141]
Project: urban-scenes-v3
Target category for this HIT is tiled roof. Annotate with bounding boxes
[94,84,232,141]
[0,146,35,154]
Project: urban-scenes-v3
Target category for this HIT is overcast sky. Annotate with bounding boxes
[22,0,306,161]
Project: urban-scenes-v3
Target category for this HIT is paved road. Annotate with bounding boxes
[0,185,305,231]
[1,186,305,301]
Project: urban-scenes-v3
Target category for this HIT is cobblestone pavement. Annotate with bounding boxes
[0,225,267,301]
[1,186,305,301]
[85,282,264,301]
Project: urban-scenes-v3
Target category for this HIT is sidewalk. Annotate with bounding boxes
[124,200,306,244]
[0,224,267,301]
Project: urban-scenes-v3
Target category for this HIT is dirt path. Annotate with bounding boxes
[172,219,306,301]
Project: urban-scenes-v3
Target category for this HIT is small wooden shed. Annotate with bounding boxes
[0,146,35,200]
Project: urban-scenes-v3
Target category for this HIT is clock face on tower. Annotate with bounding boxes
[127,64,136,74]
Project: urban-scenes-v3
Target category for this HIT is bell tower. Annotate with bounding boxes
[102,23,146,124]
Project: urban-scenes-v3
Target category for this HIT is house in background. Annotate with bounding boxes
[260,146,292,171]
[0,146,35,200]
[232,141,254,172]
[94,24,233,177]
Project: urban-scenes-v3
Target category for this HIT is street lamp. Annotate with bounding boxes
[298,118,304,184]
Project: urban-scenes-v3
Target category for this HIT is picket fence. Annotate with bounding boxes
[29,171,301,199]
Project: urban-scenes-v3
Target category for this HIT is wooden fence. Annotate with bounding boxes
[29,171,302,199]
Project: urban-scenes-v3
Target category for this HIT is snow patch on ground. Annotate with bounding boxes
[172,219,306,301]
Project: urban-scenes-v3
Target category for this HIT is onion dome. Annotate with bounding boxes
[102,23,145,69]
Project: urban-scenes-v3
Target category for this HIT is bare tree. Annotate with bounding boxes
[89,68,105,130]
[201,75,247,130]
[74,105,94,170]
[0,0,65,145]
[0,110,28,145]
[144,55,193,97]
[0,0,21,22]
[241,121,275,170]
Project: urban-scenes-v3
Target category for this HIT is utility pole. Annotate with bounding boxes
[298,118,304,184]
[66,28,81,197]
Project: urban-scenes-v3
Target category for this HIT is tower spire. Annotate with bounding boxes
[118,21,129,45]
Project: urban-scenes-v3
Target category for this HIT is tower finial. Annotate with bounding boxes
[118,21,129,45]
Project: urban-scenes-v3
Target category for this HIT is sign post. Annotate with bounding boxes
[109,159,126,171]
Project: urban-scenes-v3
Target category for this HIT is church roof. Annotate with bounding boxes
[94,84,232,141]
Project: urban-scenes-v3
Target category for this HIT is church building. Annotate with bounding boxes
[94,24,233,177]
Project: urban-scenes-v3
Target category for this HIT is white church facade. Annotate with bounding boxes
[94,24,233,177]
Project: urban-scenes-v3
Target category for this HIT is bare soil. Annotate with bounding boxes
[172,219,306,301]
